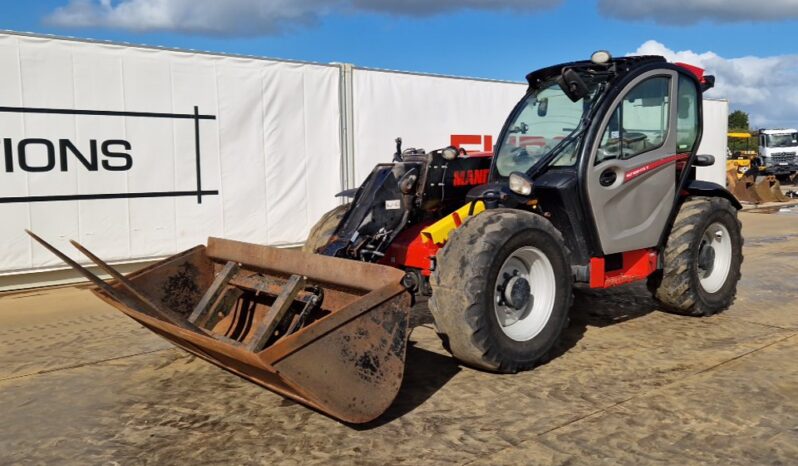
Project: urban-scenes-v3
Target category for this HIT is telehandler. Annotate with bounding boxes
[31,52,743,424]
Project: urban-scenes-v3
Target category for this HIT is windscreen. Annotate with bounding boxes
[495,79,599,176]
[765,133,798,148]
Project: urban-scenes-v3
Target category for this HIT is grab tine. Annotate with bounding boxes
[70,240,199,331]
[25,230,140,310]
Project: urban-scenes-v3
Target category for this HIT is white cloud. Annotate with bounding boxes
[600,0,798,24]
[46,0,562,36]
[46,0,328,36]
[351,0,558,16]
[632,40,798,128]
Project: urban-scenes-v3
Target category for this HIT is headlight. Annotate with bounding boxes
[442,147,458,161]
[509,172,533,196]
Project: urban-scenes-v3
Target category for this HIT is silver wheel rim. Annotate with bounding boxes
[698,222,733,294]
[493,246,557,342]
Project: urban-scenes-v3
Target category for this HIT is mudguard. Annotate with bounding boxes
[685,179,743,210]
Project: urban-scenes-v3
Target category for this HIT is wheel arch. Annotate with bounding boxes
[683,180,742,210]
[656,181,742,253]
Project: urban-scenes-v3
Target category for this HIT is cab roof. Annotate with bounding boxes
[525,55,666,88]
[761,129,798,134]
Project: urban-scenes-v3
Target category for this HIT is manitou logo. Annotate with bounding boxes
[452,168,490,187]
[450,134,494,153]
[2,138,132,173]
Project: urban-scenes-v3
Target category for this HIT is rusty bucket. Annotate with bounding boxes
[28,232,411,424]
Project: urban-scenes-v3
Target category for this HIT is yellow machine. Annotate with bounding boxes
[726,132,757,179]
[726,132,789,203]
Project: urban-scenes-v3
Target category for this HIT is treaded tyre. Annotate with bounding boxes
[302,203,350,253]
[649,196,743,316]
[429,209,573,373]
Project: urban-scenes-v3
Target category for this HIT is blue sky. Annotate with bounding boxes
[2,0,798,126]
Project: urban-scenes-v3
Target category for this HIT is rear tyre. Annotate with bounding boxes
[650,197,743,316]
[429,209,573,373]
[302,203,350,253]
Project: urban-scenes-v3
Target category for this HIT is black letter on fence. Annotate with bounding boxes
[101,140,133,171]
[18,139,56,172]
[59,139,99,171]
[3,138,12,173]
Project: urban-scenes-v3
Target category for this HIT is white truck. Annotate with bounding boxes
[758,128,798,176]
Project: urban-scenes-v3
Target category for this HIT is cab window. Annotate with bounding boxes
[676,75,699,153]
[596,76,671,164]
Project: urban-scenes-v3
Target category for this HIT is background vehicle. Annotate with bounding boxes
[758,128,798,176]
[726,132,792,203]
[32,52,744,424]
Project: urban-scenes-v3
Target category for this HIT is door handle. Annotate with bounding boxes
[599,169,617,187]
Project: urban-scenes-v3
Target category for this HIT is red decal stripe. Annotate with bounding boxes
[624,153,689,183]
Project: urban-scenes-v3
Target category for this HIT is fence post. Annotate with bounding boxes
[334,62,356,197]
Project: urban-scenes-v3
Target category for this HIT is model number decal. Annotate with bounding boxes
[385,199,401,210]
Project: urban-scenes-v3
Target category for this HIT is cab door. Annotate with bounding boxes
[585,69,687,255]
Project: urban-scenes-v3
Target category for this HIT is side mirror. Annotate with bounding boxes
[557,68,589,102]
[537,97,549,117]
[511,122,529,134]
[701,75,715,92]
[693,154,715,167]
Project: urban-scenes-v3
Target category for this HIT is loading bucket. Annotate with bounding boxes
[29,233,411,424]
[729,172,760,204]
[770,178,790,202]
[754,176,779,203]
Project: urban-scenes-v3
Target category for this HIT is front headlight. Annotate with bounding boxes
[442,146,458,161]
[509,172,533,196]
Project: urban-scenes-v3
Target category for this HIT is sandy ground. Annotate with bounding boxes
[0,211,796,465]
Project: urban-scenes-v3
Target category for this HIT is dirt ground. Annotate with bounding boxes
[1,210,796,465]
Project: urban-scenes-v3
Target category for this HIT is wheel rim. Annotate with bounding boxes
[698,222,733,294]
[493,246,557,342]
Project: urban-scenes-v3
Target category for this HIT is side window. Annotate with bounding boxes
[676,75,699,153]
[596,76,671,164]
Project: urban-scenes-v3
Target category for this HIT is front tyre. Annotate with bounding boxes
[650,197,743,316]
[429,209,573,373]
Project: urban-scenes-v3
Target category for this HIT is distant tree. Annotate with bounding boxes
[727,110,755,154]
[728,110,750,131]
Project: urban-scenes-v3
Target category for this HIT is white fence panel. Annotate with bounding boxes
[697,99,729,186]
[351,68,526,183]
[0,33,342,276]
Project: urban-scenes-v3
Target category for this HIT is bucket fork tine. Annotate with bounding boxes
[69,239,200,332]
[25,230,148,314]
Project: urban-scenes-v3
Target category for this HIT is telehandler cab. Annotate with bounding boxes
[31,52,743,424]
